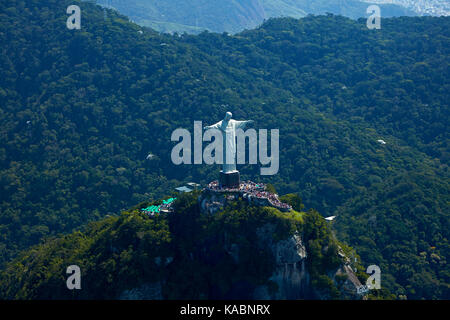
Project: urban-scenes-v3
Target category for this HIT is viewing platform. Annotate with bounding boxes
[141,180,293,218]
[205,180,292,212]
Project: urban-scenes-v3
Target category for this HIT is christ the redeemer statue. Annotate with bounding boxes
[204,112,253,188]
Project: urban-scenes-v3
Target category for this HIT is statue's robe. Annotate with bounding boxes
[205,119,250,173]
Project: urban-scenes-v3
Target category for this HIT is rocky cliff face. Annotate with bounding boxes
[253,224,310,299]
[254,224,362,300]
[221,223,309,299]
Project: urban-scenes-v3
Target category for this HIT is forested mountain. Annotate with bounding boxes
[0,192,370,300]
[0,0,448,299]
[93,0,416,34]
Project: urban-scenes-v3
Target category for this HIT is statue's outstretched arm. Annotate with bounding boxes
[235,120,254,129]
[204,121,221,131]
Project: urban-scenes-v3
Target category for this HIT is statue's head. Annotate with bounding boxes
[224,112,232,121]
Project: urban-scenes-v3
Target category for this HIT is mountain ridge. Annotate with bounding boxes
[93,0,417,34]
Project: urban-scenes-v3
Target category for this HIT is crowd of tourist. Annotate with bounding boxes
[239,181,265,192]
[248,190,291,210]
[206,180,292,211]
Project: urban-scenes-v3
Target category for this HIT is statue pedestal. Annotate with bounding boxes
[219,170,240,189]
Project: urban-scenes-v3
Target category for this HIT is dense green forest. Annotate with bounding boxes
[0,0,448,299]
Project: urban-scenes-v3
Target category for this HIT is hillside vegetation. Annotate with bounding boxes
[0,192,358,299]
[0,0,448,298]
